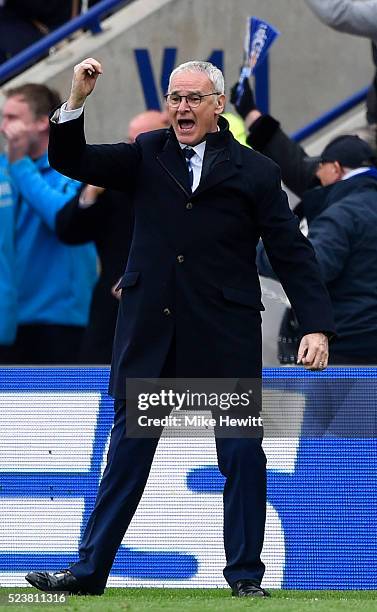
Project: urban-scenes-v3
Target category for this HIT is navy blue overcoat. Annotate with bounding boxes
[49,115,335,397]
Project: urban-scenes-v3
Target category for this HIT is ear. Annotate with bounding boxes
[334,161,344,178]
[36,115,50,132]
[215,94,226,115]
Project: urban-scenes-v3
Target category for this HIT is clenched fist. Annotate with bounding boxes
[2,118,31,162]
[67,57,103,110]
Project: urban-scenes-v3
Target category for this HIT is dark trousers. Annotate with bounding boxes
[0,324,85,364]
[70,335,267,592]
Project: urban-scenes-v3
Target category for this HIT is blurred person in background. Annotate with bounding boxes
[0,158,17,353]
[230,79,319,197]
[0,0,101,65]
[0,83,97,364]
[55,110,169,364]
[232,79,377,365]
[304,0,377,147]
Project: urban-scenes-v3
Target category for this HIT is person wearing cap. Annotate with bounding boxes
[231,81,377,364]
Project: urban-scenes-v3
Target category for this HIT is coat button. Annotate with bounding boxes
[163,307,171,316]
[177,255,184,263]
[186,202,193,209]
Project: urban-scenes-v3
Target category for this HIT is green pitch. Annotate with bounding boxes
[0,588,377,611]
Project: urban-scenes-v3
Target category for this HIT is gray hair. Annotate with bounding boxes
[168,60,225,94]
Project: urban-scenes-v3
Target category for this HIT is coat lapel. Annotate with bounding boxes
[156,116,242,199]
[194,148,238,197]
[194,117,242,197]
[156,134,191,198]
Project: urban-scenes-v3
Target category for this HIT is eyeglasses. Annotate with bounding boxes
[164,92,220,108]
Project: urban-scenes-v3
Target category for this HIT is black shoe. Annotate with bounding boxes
[231,579,270,597]
[25,569,100,596]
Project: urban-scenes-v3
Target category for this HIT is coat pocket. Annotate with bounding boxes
[116,271,140,290]
[222,286,265,311]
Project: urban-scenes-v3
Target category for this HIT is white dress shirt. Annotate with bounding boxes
[179,141,206,192]
[56,102,84,123]
[342,167,373,180]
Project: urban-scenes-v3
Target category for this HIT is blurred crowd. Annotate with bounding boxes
[0,1,103,68]
[0,0,377,365]
[0,82,169,364]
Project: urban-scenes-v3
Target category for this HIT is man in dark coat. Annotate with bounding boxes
[26,58,334,597]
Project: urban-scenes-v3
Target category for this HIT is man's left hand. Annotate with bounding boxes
[2,119,30,162]
[297,332,329,370]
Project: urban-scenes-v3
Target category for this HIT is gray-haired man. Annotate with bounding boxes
[26,59,334,597]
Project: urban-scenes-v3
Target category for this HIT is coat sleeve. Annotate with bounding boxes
[55,193,101,245]
[55,189,129,245]
[48,111,142,191]
[246,114,318,198]
[307,200,354,283]
[304,0,377,41]
[253,160,335,337]
[9,157,80,231]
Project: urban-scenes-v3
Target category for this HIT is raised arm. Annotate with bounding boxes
[304,0,377,40]
[230,78,318,197]
[48,58,142,191]
[246,113,318,197]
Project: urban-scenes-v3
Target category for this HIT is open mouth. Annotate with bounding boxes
[178,119,195,132]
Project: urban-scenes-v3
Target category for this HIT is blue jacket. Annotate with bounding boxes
[258,169,377,359]
[0,160,17,344]
[308,169,377,358]
[4,151,97,327]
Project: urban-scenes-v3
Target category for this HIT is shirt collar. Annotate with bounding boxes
[179,140,206,162]
[342,167,372,180]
